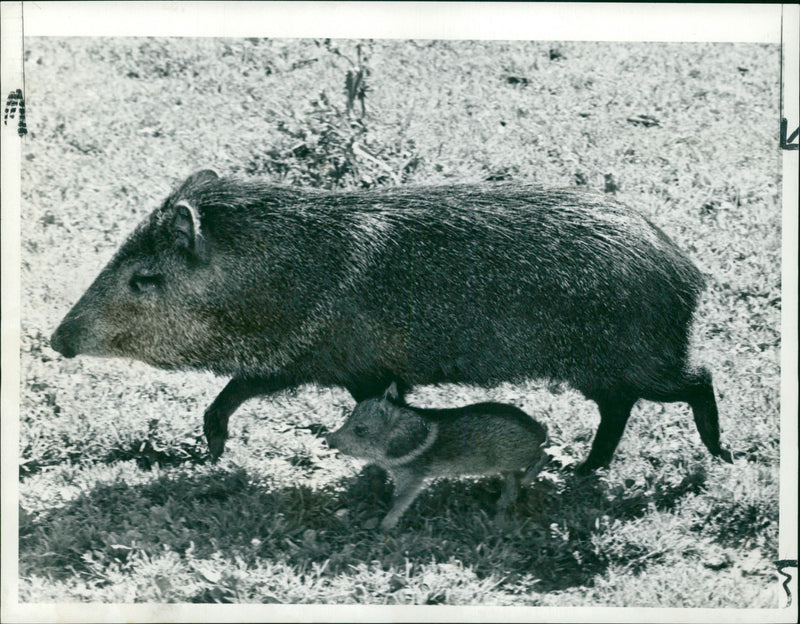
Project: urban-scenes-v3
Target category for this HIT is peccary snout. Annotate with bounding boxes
[49,326,76,358]
[325,426,371,459]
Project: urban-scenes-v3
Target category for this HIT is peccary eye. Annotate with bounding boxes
[353,424,368,437]
[129,272,164,294]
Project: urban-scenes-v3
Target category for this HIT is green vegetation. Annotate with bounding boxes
[19,38,780,605]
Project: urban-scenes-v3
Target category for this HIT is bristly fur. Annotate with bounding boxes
[51,171,731,470]
[147,176,705,393]
[327,393,549,529]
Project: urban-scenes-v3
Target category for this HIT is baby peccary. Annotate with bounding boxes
[327,383,548,531]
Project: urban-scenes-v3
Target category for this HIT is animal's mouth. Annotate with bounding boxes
[50,321,87,359]
[108,331,135,356]
[50,332,77,358]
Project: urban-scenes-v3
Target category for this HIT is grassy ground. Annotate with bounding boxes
[17,38,781,606]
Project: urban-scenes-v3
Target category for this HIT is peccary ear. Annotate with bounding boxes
[179,169,219,192]
[171,200,206,260]
[386,414,429,460]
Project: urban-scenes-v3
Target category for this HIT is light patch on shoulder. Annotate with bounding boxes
[253,211,394,370]
[346,212,393,277]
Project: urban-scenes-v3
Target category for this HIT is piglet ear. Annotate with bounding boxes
[171,200,206,260]
[383,381,400,402]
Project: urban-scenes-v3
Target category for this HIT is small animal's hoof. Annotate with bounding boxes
[493,511,510,528]
[380,517,398,532]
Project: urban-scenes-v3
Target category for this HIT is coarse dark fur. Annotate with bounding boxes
[326,382,549,529]
[50,170,734,473]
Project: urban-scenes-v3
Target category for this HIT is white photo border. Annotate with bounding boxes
[2,2,797,623]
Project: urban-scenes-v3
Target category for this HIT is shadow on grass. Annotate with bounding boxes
[20,437,210,477]
[19,460,715,598]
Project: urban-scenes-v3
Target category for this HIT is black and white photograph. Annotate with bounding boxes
[1,2,797,622]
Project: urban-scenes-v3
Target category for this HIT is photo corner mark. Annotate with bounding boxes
[4,88,27,137]
[780,118,798,150]
[776,559,798,608]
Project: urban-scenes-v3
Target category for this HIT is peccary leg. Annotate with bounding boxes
[686,379,733,463]
[642,367,734,464]
[521,453,549,485]
[380,468,426,531]
[203,373,291,459]
[492,472,520,525]
[576,392,638,475]
[498,472,520,511]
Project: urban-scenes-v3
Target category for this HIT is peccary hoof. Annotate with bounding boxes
[207,435,226,460]
[716,448,735,464]
[574,460,603,477]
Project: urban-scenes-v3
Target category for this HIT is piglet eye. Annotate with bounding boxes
[353,424,368,437]
[129,272,163,294]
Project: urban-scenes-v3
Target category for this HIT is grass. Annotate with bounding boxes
[16,38,782,606]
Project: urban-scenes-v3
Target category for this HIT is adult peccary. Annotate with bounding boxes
[327,382,549,530]
[50,169,734,474]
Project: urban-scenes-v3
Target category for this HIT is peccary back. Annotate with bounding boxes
[50,170,733,471]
